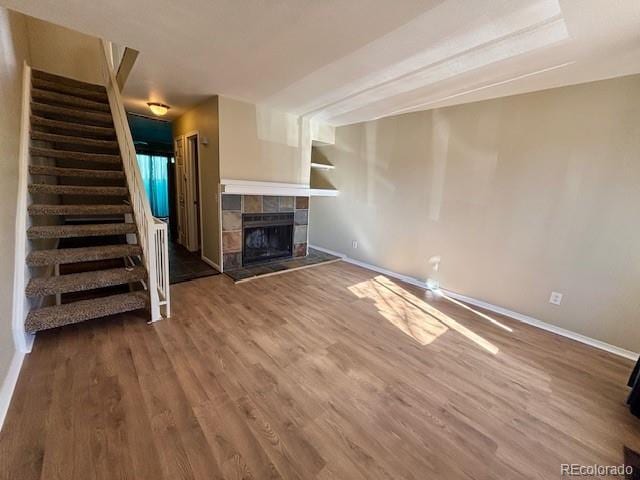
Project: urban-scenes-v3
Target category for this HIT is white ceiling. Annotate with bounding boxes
[3,0,640,125]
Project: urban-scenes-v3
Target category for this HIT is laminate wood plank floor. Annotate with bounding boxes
[1,261,639,479]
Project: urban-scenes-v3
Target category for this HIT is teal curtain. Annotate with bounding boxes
[136,154,170,218]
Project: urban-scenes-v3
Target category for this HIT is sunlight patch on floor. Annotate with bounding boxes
[349,277,448,346]
[349,275,499,354]
[437,292,514,333]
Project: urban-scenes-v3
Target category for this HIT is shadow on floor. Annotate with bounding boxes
[169,241,219,284]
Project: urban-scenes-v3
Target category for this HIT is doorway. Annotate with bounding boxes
[168,131,217,283]
[128,113,218,284]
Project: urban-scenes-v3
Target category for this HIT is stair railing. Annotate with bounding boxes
[99,40,170,321]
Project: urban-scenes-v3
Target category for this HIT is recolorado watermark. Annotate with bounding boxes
[561,464,633,476]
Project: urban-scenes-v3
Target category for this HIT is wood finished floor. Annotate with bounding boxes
[1,261,639,479]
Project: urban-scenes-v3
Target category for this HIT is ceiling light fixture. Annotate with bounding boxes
[147,102,170,116]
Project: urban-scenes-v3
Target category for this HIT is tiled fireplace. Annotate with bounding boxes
[221,194,309,271]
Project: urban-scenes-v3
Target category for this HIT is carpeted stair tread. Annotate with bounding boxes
[25,291,148,333]
[31,116,115,138]
[31,102,113,126]
[28,204,132,216]
[28,223,136,239]
[32,69,106,93]
[27,244,142,266]
[32,88,110,112]
[26,265,147,297]
[29,165,124,179]
[30,146,121,164]
[31,131,118,150]
[32,77,108,103]
[28,184,128,196]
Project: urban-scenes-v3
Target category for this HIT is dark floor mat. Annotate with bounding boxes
[169,242,219,284]
[625,446,640,480]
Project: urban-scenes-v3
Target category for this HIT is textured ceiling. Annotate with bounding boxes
[3,0,640,125]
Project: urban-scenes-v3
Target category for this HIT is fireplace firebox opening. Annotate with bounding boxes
[242,212,294,266]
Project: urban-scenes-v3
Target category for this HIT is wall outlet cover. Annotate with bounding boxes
[549,291,563,305]
[352,240,358,249]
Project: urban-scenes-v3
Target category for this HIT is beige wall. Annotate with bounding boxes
[310,74,640,353]
[0,7,30,385]
[25,16,103,85]
[218,96,310,184]
[173,97,221,265]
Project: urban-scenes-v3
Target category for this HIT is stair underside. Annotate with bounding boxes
[26,265,147,297]
[32,88,110,113]
[31,116,115,139]
[25,291,148,333]
[31,77,108,103]
[28,223,136,239]
[31,131,118,150]
[30,146,121,164]
[29,165,124,179]
[27,244,143,266]
[31,102,113,126]
[29,184,128,196]
[28,204,132,216]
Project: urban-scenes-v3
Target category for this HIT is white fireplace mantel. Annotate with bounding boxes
[220,179,338,197]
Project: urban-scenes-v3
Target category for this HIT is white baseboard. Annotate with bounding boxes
[0,351,25,431]
[24,333,34,353]
[309,244,639,361]
[439,289,639,361]
[201,255,221,272]
[310,245,346,258]
[312,245,429,290]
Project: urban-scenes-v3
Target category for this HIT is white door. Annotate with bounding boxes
[184,134,200,252]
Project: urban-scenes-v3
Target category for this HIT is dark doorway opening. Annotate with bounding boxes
[128,113,218,283]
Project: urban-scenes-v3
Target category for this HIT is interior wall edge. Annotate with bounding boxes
[0,350,25,431]
[200,255,221,272]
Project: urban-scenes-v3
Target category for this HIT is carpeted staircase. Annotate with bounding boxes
[25,69,149,333]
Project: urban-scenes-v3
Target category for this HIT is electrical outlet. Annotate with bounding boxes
[352,240,358,249]
[549,291,563,305]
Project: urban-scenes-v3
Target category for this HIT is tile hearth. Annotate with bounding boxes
[224,247,340,283]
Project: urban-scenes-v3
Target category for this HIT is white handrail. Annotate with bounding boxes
[99,40,170,321]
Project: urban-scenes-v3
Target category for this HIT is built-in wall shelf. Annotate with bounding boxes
[310,188,339,197]
[219,179,338,197]
[309,146,337,196]
[311,162,335,170]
